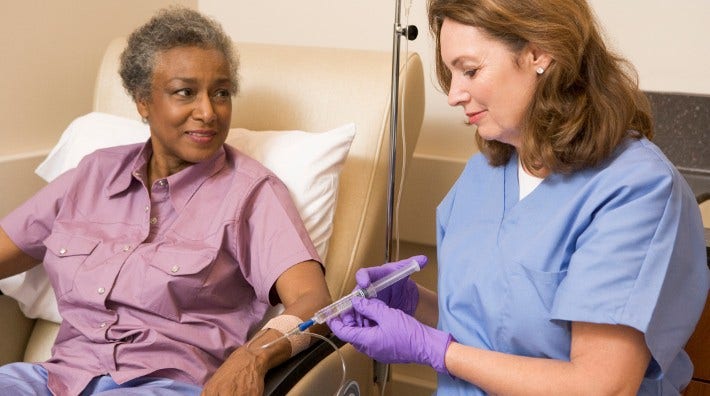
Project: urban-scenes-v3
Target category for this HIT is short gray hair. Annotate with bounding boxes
[119,7,239,102]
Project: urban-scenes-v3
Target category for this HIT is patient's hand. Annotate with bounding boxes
[202,329,290,396]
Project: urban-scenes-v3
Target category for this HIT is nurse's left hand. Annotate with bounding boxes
[328,297,453,374]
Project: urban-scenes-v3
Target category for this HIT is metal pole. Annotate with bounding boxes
[386,0,404,264]
[376,0,406,390]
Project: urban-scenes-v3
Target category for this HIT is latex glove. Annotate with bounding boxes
[328,296,452,374]
[356,255,427,316]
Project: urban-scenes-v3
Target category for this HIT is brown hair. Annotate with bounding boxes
[428,0,653,174]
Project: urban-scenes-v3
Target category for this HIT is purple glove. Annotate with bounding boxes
[356,255,427,316]
[328,296,452,374]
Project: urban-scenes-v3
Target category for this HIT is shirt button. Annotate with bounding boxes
[150,217,157,225]
[171,265,180,273]
[158,180,166,186]
[59,248,67,255]
[97,287,105,295]
[99,322,107,328]
[122,245,131,252]
[144,206,150,212]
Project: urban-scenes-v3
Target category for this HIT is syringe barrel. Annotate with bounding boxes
[312,259,421,323]
[312,288,366,324]
[364,259,421,298]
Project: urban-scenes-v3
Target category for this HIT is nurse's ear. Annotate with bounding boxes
[522,43,553,75]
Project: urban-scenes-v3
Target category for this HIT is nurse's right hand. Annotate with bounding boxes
[328,296,452,374]
[355,255,427,316]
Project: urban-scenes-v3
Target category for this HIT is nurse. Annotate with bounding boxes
[328,0,709,394]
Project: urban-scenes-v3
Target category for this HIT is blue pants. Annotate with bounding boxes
[0,363,202,395]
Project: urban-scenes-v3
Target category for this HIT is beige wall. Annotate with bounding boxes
[0,1,196,217]
[200,0,710,159]
[0,0,196,158]
[1,1,707,230]
[201,0,710,244]
[590,0,710,95]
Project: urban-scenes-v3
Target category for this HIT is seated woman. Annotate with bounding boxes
[0,7,331,395]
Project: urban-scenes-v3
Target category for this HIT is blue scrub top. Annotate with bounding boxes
[435,137,709,395]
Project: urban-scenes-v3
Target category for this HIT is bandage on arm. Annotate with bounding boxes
[262,314,311,357]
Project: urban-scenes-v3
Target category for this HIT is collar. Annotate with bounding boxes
[107,140,227,212]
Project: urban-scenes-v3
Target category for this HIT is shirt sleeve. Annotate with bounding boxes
[551,156,708,373]
[1,169,76,260]
[236,176,321,304]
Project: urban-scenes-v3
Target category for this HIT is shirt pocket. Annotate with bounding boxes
[516,263,567,312]
[140,248,216,321]
[42,232,100,299]
[499,259,570,359]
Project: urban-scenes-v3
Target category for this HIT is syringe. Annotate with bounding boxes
[284,259,422,336]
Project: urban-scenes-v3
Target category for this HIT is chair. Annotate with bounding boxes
[0,38,425,395]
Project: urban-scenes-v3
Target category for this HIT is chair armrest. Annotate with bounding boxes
[264,333,345,396]
[0,295,36,364]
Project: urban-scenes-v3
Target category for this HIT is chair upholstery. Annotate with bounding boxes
[0,37,424,395]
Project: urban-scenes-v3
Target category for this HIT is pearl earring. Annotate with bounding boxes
[536,67,545,75]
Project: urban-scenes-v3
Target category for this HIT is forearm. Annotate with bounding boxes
[0,227,40,279]
[269,260,333,354]
[446,343,589,395]
[203,261,331,394]
[444,323,649,396]
[203,292,331,394]
[414,284,439,327]
[280,293,331,327]
[241,316,329,372]
[203,327,292,395]
[242,328,292,370]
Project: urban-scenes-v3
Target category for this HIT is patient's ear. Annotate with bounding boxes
[136,99,149,119]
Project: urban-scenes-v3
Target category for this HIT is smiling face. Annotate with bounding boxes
[137,46,233,180]
[440,18,548,150]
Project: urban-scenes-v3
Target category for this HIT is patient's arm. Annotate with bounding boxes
[0,227,41,280]
[202,259,331,395]
[414,284,440,328]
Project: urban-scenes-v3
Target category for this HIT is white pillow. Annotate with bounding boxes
[1,112,355,323]
[226,125,355,258]
[35,112,150,181]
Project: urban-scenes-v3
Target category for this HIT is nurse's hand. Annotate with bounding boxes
[328,296,452,374]
[355,255,427,316]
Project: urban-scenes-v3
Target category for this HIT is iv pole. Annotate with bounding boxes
[385,0,418,264]
[377,0,418,390]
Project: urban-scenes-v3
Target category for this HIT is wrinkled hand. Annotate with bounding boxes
[328,296,452,374]
[201,345,268,396]
[356,255,427,316]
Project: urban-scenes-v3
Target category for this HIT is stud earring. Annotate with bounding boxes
[536,67,545,75]
[141,117,148,124]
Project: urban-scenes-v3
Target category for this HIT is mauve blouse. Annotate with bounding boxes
[0,141,320,395]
